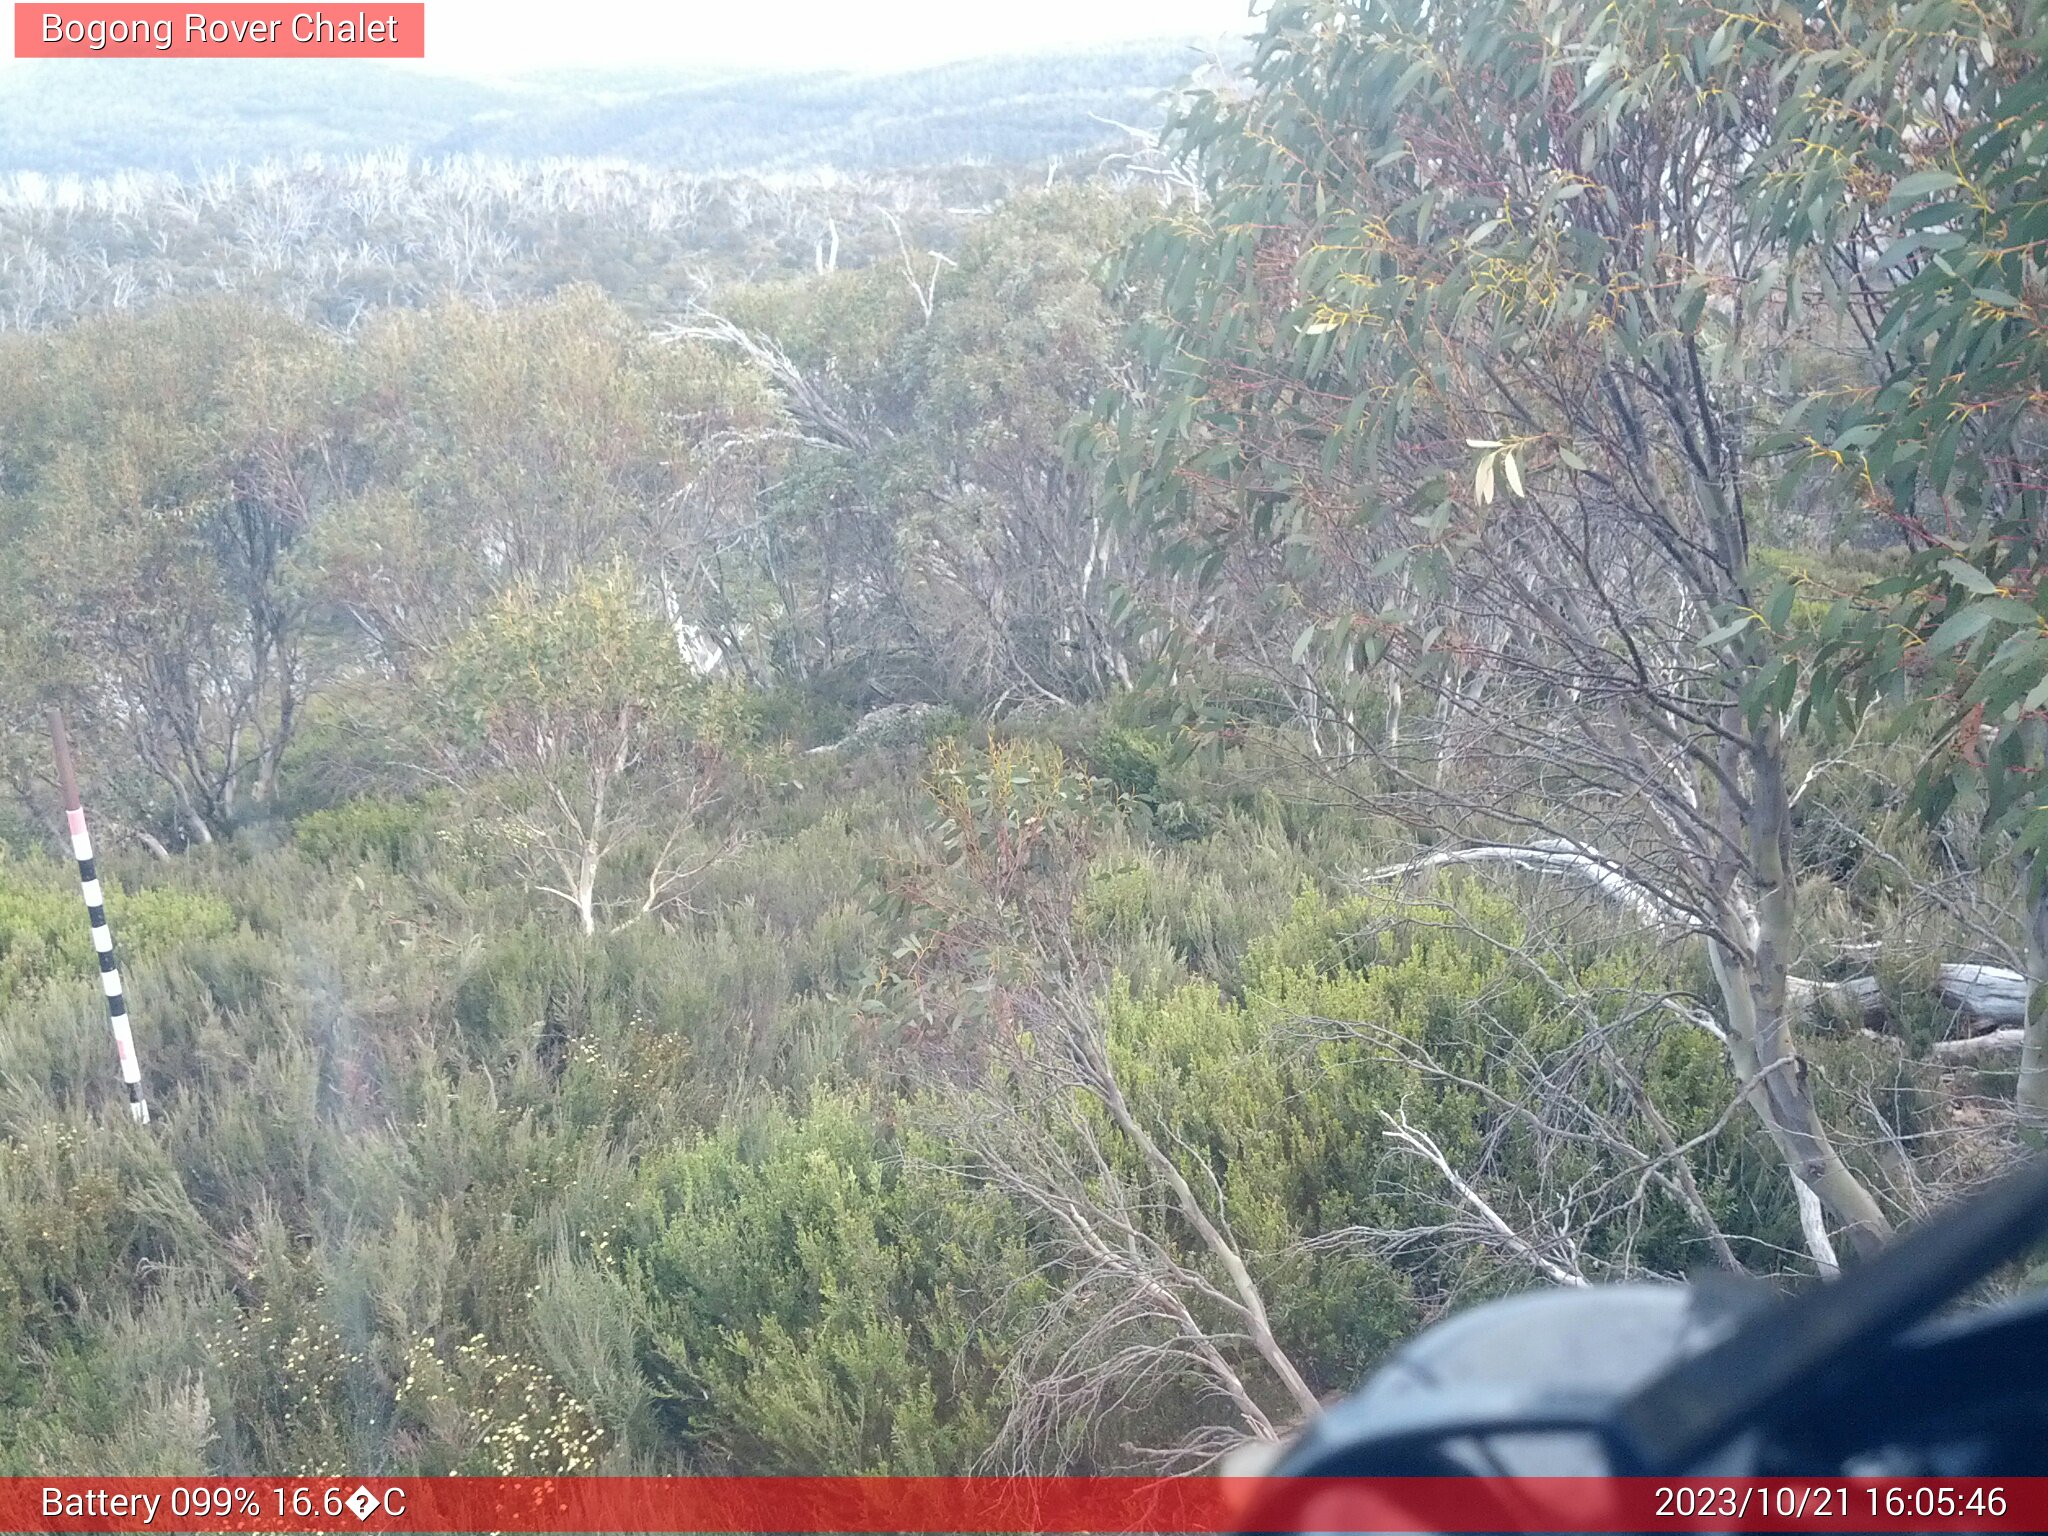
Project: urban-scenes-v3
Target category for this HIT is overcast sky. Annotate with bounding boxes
[412,0,1258,76]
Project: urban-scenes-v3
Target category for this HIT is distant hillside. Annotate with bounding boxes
[0,44,1227,176]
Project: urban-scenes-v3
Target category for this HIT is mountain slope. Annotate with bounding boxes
[0,44,1221,176]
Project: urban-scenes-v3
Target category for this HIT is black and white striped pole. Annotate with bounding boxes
[50,710,149,1124]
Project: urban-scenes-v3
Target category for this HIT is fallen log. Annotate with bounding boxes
[1933,1028,2025,1065]
[1366,842,2029,1034]
[1792,964,2026,1033]
[1362,841,1687,927]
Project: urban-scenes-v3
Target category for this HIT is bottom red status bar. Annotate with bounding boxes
[11,1476,2044,1533]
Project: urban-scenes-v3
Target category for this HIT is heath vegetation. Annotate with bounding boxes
[3,0,2047,1475]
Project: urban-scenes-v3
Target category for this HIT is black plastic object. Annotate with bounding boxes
[1611,1155,2048,1472]
[1258,1157,2048,1494]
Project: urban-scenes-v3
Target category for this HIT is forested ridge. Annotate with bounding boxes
[3,0,2048,1476]
[0,46,1219,177]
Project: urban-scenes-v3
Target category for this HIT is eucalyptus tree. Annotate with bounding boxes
[428,570,738,937]
[1763,1,2048,1120]
[0,300,340,847]
[308,289,703,674]
[666,191,1150,708]
[1093,0,1901,1260]
[901,188,1149,703]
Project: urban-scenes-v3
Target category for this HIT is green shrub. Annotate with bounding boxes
[626,1092,1025,1473]
[293,795,441,874]
[0,856,235,1008]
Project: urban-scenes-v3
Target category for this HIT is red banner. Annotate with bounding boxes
[14,5,424,58]
[4,1477,2044,1533]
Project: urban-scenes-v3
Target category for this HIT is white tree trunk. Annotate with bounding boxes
[2021,862,2048,1122]
[1792,1180,1839,1279]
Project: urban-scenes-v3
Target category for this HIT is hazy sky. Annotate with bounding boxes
[417,0,1259,76]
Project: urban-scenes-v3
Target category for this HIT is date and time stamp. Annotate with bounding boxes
[1652,1481,2013,1522]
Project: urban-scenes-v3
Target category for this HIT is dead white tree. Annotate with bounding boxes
[659,308,871,453]
[1375,1107,1591,1286]
[935,973,1318,1472]
[880,208,953,324]
[1288,938,1755,1286]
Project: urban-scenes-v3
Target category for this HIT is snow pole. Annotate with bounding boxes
[49,709,149,1124]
